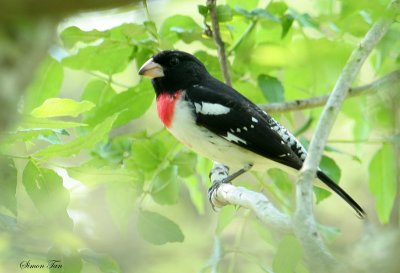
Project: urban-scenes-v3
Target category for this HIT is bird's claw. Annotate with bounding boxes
[208,178,230,211]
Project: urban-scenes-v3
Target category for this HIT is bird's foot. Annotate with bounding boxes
[208,178,230,211]
[208,163,253,210]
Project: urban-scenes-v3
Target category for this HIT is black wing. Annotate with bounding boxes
[185,81,305,170]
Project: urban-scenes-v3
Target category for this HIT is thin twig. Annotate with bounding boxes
[260,70,400,113]
[86,71,131,89]
[293,1,400,271]
[207,0,232,86]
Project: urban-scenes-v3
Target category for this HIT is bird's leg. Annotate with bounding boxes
[208,162,253,209]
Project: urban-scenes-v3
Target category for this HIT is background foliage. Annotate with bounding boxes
[0,0,399,272]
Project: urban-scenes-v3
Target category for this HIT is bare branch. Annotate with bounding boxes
[260,70,400,113]
[206,0,232,86]
[293,0,400,271]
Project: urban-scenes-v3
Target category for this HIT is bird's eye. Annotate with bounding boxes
[169,57,179,66]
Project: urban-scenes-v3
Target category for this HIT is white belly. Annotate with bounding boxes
[168,98,294,173]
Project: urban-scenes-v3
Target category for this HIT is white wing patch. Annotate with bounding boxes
[224,132,247,145]
[194,102,230,115]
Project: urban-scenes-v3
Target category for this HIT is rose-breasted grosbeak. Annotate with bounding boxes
[138,50,365,218]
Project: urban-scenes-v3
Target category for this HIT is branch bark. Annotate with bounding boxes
[206,0,232,86]
[293,1,400,271]
[260,70,400,113]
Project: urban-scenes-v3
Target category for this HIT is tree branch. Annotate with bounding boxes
[206,0,232,86]
[293,1,400,271]
[209,162,292,233]
[260,70,400,113]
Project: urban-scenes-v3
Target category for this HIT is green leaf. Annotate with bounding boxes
[0,214,17,231]
[128,138,167,172]
[83,84,154,127]
[62,40,133,75]
[3,129,65,144]
[198,5,209,16]
[109,23,148,42]
[273,235,303,273]
[151,166,179,205]
[48,246,82,273]
[317,223,341,241]
[228,0,259,10]
[24,56,63,112]
[288,8,319,29]
[369,143,397,224]
[19,116,86,129]
[281,14,294,38]
[267,2,289,16]
[144,21,158,39]
[185,176,205,214]
[67,165,140,187]
[60,26,106,48]
[194,51,223,81]
[0,157,17,215]
[268,168,293,194]
[81,80,116,106]
[320,156,341,183]
[36,114,118,158]
[313,187,331,204]
[216,206,236,234]
[217,5,233,22]
[257,74,285,102]
[22,161,71,227]
[137,210,184,245]
[251,8,280,22]
[106,181,138,231]
[31,98,95,118]
[314,156,341,203]
[172,150,197,177]
[81,249,121,273]
[160,15,204,46]
[93,137,132,164]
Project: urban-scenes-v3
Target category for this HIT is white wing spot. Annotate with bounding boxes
[252,117,258,123]
[194,103,202,113]
[196,102,230,115]
[224,132,247,144]
[251,125,254,128]
[236,128,241,133]
[279,154,286,157]
[230,128,234,133]
[243,126,248,131]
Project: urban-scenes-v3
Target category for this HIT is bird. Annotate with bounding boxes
[138,50,366,218]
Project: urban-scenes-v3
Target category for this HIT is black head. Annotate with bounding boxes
[138,50,210,95]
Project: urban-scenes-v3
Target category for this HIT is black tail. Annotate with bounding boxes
[317,170,366,218]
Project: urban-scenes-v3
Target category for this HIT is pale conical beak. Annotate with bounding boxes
[138,58,164,78]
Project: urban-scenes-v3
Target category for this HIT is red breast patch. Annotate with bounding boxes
[156,91,182,128]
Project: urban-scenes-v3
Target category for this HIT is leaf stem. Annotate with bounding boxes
[86,71,131,89]
[228,19,257,55]
[143,0,151,22]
